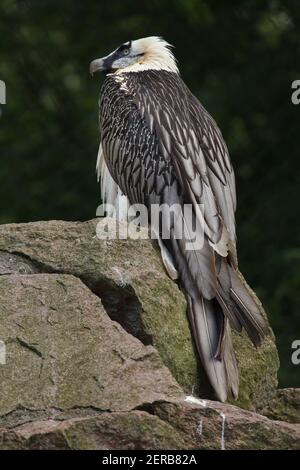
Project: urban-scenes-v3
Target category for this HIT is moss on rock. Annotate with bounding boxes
[0,218,279,408]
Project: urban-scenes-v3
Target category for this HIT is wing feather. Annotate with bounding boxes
[98,70,267,402]
[131,72,236,256]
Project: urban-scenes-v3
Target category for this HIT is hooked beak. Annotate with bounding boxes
[89,58,105,76]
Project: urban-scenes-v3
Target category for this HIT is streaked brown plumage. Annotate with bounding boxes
[91,37,269,402]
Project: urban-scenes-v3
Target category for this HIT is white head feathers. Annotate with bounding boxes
[116,36,178,74]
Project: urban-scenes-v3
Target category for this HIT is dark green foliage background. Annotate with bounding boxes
[0,0,299,386]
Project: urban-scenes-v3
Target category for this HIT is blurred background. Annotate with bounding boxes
[0,0,299,387]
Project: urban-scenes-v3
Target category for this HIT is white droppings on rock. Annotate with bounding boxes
[184,395,207,408]
[220,412,226,450]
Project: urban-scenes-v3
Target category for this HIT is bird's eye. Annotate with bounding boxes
[123,48,130,56]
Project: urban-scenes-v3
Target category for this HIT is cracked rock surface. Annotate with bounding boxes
[0,273,181,416]
[0,218,298,449]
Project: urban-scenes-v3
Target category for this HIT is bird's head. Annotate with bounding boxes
[89,36,178,75]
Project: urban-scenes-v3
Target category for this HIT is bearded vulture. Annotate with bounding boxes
[90,36,268,402]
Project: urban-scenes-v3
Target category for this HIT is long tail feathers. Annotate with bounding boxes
[186,259,268,403]
[160,212,268,403]
[217,258,269,347]
[187,295,239,402]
